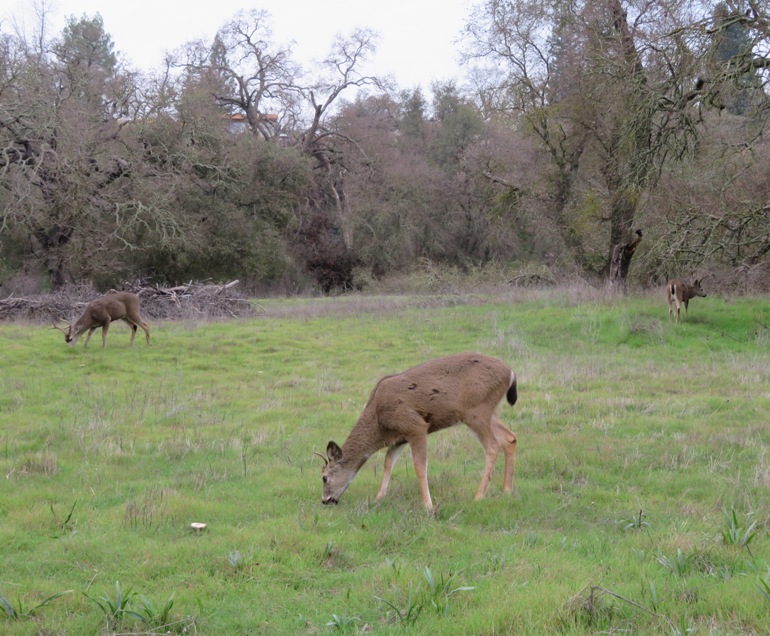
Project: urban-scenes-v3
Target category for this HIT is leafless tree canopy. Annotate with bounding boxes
[2,1,770,297]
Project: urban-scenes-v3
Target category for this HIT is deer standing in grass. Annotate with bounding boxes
[53,291,151,349]
[317,352,518,511]
[667,278,707,323]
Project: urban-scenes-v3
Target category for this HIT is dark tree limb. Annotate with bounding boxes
[609,229,643,291]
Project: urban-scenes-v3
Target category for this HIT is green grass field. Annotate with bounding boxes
[1,289,769,634]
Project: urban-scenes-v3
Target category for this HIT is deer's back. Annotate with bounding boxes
[84,299,123,323]
[107,291,140,307]
[86,293,139,323]
[372,353,512,432]
[106,292,141,315]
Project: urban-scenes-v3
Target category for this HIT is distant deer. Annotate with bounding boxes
[667,278,707,323]
[52,291,151,348]
[316,352,518,511]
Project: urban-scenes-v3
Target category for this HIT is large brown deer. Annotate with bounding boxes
[52,291,151,349]
[317,352,518,511]
[667,278,707,323]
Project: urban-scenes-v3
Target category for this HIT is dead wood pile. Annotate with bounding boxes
[0,280,256,322]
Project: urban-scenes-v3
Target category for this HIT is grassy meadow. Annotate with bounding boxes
[1,288,769,635]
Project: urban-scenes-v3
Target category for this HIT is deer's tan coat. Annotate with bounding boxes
[54,291,150,348]
[320,352,518,510]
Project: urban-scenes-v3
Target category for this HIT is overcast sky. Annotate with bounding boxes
[3,0,474,89]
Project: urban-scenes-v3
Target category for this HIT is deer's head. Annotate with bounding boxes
[690,278,707,298]
[51,321,78,346]
[316,441,357,505]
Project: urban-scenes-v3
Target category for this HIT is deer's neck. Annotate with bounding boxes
[340,408,384,471]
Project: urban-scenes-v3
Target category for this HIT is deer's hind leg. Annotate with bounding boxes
[121,318,138,345]
[493,416,517,493]
[136,318,151,345]
[466,411,503,500]
[123,317,150,346]
[468,410,517,500]
[139,317,150,347]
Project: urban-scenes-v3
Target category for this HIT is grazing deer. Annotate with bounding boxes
[667,278,707,323]
[317,352,518,511]
[52,291,151,349]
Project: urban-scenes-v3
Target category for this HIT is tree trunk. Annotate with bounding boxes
[609,229,643,292]
[34,224,73,290]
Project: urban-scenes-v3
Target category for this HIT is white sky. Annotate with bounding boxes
[4,0,474,89]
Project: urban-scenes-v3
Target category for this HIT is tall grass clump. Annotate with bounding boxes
[0,590,72,621]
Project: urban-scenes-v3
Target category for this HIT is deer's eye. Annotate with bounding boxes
[322,475,328,484]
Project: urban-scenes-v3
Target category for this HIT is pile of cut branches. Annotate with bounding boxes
[123,280,254,319]
[0,280,256,322]
[0,291,76,322]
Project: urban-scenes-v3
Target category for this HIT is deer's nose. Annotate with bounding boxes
[322,496,338,505]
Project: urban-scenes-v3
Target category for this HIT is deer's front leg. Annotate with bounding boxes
[408,435,433,511]
[83,327,97,348]
[100,321,111,348]
[376,443,406,500]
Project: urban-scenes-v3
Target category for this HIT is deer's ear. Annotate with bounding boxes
[327,441,343,463]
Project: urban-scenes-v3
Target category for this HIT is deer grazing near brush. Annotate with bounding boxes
[316,352,518,511]
[52,291,150,349]
[667,277,707,323]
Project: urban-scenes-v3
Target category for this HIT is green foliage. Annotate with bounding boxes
[326,613,361,631]
[376,563,480,625]
[623,509,651,531]
[84,581,137,627]
[398,87,428,141]
[721,507,758,549]
[227,548,250,572]
[84,581,179,631]
[757,573,770,604]
[54,14,117,71]
[646,578,659,611]
[0,590,72,621]
[376,583,424,627]
[656,548,690,577]
[133,593,177,629]
[49,499,77,538]
[422,567,474,615]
